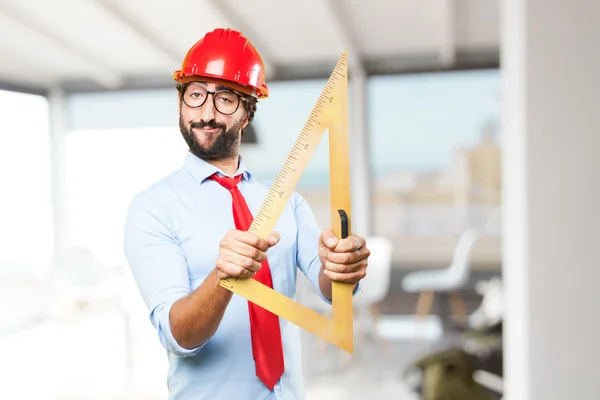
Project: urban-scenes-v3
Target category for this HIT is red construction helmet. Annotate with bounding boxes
[173,28,269,98]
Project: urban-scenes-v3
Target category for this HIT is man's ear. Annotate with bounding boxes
[241,113,250,130]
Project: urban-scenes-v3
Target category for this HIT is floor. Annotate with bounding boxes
[0,275,495,400]
[0,307,441,399]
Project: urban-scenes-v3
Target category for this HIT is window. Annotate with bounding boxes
[368,70,501,237]
[64,127,187,268]
[0,90,52,278]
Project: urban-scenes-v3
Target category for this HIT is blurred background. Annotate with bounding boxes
[0,1,597,399]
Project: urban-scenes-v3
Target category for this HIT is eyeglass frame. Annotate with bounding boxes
[180,82,250,115]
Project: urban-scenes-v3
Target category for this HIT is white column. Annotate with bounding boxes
[349,67,373,237]
[48,87,69,256]
[502,1,600,399]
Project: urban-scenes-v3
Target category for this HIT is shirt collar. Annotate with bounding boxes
[184,151,253,185]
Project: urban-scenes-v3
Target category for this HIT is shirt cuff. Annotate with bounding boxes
[153,297,207,357]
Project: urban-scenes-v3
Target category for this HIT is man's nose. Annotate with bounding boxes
[198,94,216,120]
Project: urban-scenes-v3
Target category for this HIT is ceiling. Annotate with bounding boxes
[0,0,499,95]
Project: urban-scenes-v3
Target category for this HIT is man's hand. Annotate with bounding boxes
[318,229,370,285]
[215,230,280,280]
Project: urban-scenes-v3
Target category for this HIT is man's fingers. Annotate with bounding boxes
[323,268,366,284]
[229,241,267,262]
[233,231,269,251]
[222,250,262,273]
[317,233,370,285]
[233,230,280,250]
[217,230,278,280]
[325,247,369,265]
[220,260,256,279]
[324,260,366,274]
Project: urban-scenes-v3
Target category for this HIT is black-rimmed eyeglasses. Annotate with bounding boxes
[181,83,246,115]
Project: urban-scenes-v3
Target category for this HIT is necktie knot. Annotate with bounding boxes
[208,172,243,191]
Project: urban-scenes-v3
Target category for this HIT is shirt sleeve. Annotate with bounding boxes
[123,189,205,357]
[292,192,361,305]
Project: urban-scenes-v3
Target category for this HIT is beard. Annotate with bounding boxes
[179,116,242,161]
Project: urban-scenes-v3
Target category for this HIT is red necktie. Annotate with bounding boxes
[208,173,284,390]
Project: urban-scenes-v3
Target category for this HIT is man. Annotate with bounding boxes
[123,28,370,400]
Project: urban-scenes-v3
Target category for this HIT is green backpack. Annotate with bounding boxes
[408,348,495,400]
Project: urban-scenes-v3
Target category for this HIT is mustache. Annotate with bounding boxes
[190,120,226,130]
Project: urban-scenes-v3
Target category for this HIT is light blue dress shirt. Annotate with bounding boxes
[123,152,340,400]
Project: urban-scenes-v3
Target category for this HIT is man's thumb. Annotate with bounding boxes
[321,229,338,249]
[267,231,280,247]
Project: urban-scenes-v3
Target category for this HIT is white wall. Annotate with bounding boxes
[502,1,600,399]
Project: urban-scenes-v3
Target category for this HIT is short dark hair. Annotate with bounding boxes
[176,83,258,136]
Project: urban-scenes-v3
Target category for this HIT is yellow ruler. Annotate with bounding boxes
[220,51,354,353]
